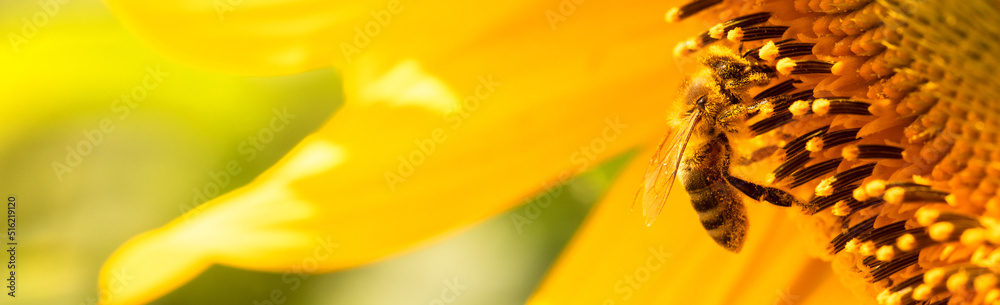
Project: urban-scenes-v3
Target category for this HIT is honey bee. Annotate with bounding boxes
[638,46,801,253]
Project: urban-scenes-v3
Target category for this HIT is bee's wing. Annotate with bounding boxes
[637,108,701,227]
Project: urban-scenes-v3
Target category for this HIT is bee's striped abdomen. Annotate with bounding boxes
[679,142,748,252]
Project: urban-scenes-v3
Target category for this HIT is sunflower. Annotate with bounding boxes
[93,0,999,304]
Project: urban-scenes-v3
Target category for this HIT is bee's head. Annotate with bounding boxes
[698,46,775,90]
[676,68,730,132]
[699,46,749,79]
[702,55,748,81]
[680,69,724,112]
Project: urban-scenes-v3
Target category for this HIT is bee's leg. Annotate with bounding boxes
[721,99,775,126]
[724,174,800,207]
[737,145,780,166]
[719,104,751,127]
[745,99,775,115]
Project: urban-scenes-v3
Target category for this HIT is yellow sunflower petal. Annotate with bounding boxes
[799,272,859,305]
[102,0,637,76]
[0,2,344,303]
[99,1,707,304]
[102,0,360,75]
[529,148,855,304]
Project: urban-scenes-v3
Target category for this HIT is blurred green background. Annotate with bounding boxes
[0,1,631,304]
